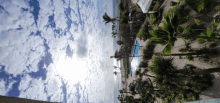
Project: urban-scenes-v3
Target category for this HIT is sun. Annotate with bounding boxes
[55,53,87,84]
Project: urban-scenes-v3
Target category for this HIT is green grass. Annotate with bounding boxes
[138,28,144,40]
[126,69,129,78]
[123,58,128,68]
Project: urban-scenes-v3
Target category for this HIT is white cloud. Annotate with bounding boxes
[0,0,115,103]
[0,79,15,95]
[0,29,45,77]
[0,0,34,32]
[53,0,68,30]
[19,75,48,101]
[45,76,63,102]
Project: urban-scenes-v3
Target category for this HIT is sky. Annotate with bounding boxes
[0,0,121,103]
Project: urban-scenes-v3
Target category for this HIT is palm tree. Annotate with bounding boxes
[119,90,130,94]
[102,12,119,24]
[149,25,177,54]
[110,50,141,60]
[154,50,217,56]
[135,69,155,78]
[186,15,220,24]
[113,71,118,75]
[175,65,220,75]
[111,32,118,38]
[149,57,213,102]
[112,24,116,30]
[114,66,117,69]
[117,95,124,102]
[179,33,220,40]
[116,40,144,48]
[138,61,149,68]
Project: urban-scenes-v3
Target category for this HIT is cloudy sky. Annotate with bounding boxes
[0,0,118,103]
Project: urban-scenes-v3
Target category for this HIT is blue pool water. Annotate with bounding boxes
[133,41,140,56]
[130,41,141,77]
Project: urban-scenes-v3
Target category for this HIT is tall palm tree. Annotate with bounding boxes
[117,95,124,102]
[110,50,141,60]
[149,56,213,102]
[111,32,118,38]
[114,66,117,69]
[135,69,155,78]
[119,90,130,94]
[138,61,149,68]
[116,40,144,48]
[142,39,156,61]
[102,12,119,24]
[154,50,217,56]
[112,24,116,30]
[113,71,117,75]
[175,65,220,75]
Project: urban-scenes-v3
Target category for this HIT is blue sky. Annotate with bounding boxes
[0,0,117,103]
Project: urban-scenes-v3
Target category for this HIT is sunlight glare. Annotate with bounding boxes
[55,54,87,84]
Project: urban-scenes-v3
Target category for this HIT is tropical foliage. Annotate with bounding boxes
[110,0,220,102]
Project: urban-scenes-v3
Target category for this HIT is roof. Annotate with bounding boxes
[131,0,153,13]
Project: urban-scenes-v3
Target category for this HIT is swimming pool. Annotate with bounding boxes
[130,41,141,77]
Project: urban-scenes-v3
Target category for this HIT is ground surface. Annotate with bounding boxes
[120,0,220,102]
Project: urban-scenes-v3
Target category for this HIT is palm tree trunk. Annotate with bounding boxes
[179,33,220,40]
[194,36,220,40]
[122,92,131,93]
[133,45,144,47]
[123,55,142,58]
[144,74,155,78]
[176,68,220,75]
[154,52,210,56]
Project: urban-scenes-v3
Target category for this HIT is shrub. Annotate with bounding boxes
[185,0,209,13]
[170,1,178,6]
[118,2,126,13]
[123,58,128,68]
[138,61,148,68]
[187,96,196,102]
[199,55,209,61]
[198,39,206,44]
[138,29,144,39]
[150,14,156,24]
[138,22,150,41]
[215,5,220,10]
[210,43,217,48]
[194,19,200,25]
[162,41,173,54]
[186,55,194,61]
[126,70,129,78]
[120,17,129,24]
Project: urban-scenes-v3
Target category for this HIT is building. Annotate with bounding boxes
[0,95,61,103]
[131,0,167,13]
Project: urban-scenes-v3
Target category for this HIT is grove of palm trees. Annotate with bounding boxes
[105,0,220,102]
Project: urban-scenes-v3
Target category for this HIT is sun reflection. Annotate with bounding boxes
[55,54,87,84]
